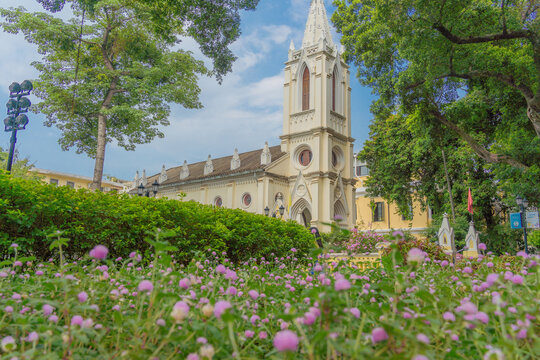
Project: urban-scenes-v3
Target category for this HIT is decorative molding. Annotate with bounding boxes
[180,160,189,180]
[159,165,168,184]
[204,155,214,175]
[231,148,241,170]
[261,142,272,166]
[141,169,147,186]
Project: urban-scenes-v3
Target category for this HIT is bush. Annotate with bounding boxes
[0,172,314,263]
[382,236,450,264]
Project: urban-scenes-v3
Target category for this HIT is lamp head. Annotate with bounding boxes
[522,197,529,209]
[152,179,159,194]
[137,183,144,195]
[20,80,33,92]
[6,99,17,112]
[18,97,31,110]
[516,195,523,206]
[8,82,21,94]
[264,206,270,216]
[279,205,285,216]
[15,114,29,129]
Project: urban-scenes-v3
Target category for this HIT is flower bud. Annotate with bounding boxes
[201,304,214,318]
[200,344,215,359]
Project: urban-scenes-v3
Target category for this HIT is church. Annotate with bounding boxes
[133,0,356,232]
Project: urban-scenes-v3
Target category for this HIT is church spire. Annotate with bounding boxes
[302,0,334,48]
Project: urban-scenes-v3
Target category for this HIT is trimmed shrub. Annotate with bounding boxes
[0,172,314,262]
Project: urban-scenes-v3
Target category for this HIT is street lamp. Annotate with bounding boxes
[137,183,144,196]
[265,205,286,218]
[279,205,285,216]
[152,179,159,196]
[4,80,33,172]
[264,206,270,216]
[516,196,529,254]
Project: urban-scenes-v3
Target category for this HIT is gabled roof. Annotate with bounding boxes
[147,145,287,186]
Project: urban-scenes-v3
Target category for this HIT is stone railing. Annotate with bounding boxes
[290,109,315,133]
[328,112,345,134]
[325,252,381,271]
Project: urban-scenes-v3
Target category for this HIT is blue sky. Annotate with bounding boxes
[0,0,375,180]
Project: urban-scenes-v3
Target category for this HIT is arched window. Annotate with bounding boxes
[302,67,310,111]
[332,69,336,112]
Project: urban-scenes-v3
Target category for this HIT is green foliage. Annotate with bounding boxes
[0,147,41,180]
[333,0,540,208]
[382,237,450,264]
[0,171,313,263]
[1,0,259,187]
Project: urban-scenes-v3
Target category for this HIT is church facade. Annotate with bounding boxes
[134,0,356,232]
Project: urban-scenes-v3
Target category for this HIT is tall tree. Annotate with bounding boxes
[333,0,539,171]
[1,0,259,189]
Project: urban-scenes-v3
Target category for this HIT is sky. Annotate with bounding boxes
[0,0,376,181]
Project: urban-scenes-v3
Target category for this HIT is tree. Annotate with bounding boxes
[333,0,540,171]
[1,0,259,189]
[0,147,41,180]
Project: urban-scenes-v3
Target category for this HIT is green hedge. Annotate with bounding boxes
[0,172,314,262]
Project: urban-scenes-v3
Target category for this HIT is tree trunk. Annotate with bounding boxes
[90,112,107,190]
[527,103,540,138]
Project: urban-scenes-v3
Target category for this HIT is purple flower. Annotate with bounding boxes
[349,307,360,318]
[178,278,190,289]
[475,312,489,324]
[335,279,351,291]
[273,330,299,352]
[486,273,499,286]
[78,291,88,303]
[245,330,255,338]
[71,315,84,327]
[25,332,39,343]
[42,304,54,316]
[371,327,388,344]
[1,336,16,352]
[443,312,455,322]
[416,333,430,344]
[214,300,232,319]
[186,354,199,360]
[478,243,487,251]
[138,280,153,293]
[407,248,425,264]
[89,245,108,260]
[413,356,429,360]
[511,275,523,285]
[463,266,473,274]
[248,290,259,300]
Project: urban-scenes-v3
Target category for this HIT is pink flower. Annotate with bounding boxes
[349,307,360,318]
[335,279,351,291]
[138,280,153,293]
[71,315,84,327]
[42,304,54,316]
[407,248,425,264]
[273,330,299,352]
[413,356,429,360]
[248,290,259,300]
[186,353,199,360]
[475,312,489,324]
[259,331,268,339]
[245,330,255,338]
[443,312,455,322]
[25,332,39,343]
[463,267,473,274]
[416,333,430,344]
[48,315,58,323]
[4,306,13,313]
[214,300,232,318]
[371,327,388,344]
[77,291,88,303]
[226,286,237,296]
[303,312,316,325]
[178,278,190,289]
[215,264,226,274]
[478,243,487,251]
[486,273,499,286]
[511,275,523,285]
[89,245,108,260]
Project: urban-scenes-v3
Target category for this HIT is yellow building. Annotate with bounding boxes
[31,168,125,193]
[353,159,431,237]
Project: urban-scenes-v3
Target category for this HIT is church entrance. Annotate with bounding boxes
[291,199,312,228]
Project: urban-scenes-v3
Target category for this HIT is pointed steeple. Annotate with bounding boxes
[261,142,272,165]
[302,0,334,48]
[231,148,241,170]
[141,169,147,186]
[134,170,140,186]
[180,160,189,180]
[159,165,168,184]
[204,155,214,175]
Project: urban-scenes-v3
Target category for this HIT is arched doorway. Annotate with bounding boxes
[334,200,347,223]
[291,198,312,228]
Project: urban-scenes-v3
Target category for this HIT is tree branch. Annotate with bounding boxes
[433,24,530,44]
[430,108,529,170]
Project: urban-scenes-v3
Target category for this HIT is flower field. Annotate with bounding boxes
[0,232,538,359]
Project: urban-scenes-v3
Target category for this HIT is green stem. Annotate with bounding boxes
[227,321,240,358]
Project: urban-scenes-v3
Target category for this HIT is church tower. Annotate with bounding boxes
[281,0,355,230]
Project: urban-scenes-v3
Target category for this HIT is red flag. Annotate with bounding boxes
[467,188,473,215]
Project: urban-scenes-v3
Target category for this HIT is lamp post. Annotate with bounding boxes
[4,81,33,172]
[152,179,159,197]
[137,183,144,197]
[516,196,529,254]
[264,205,286,218]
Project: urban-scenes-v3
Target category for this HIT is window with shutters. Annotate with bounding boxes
[302,66,310,111]
[372,202,385,222]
